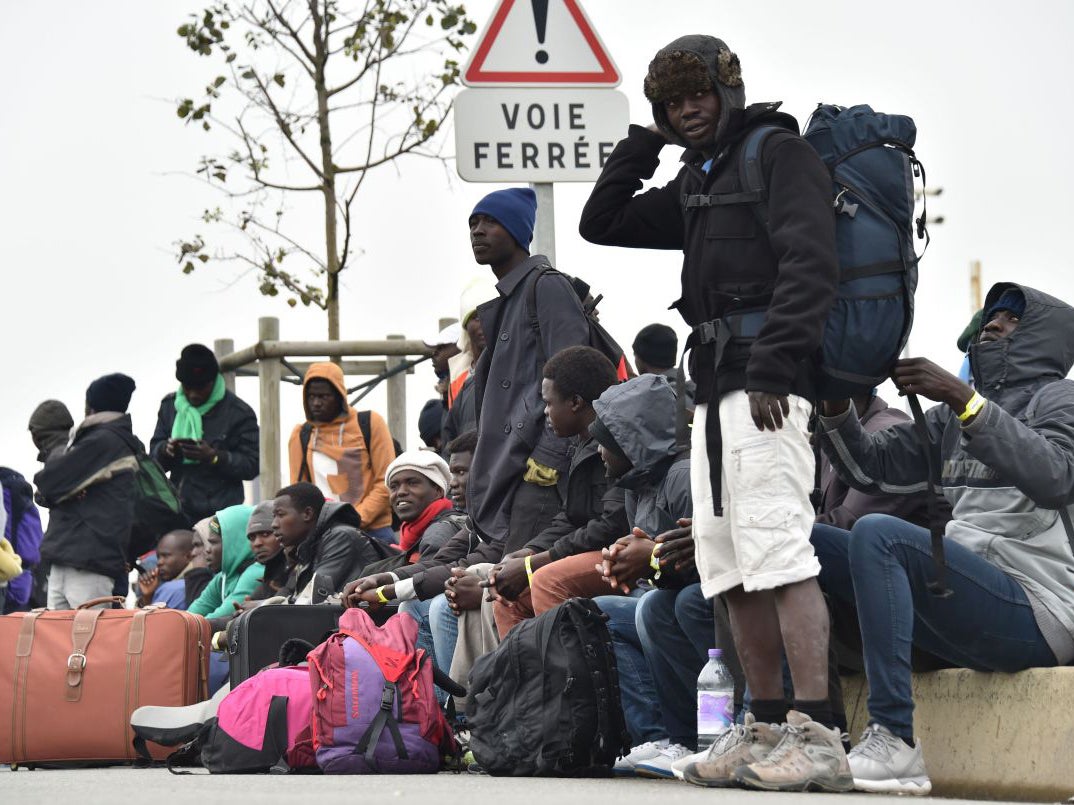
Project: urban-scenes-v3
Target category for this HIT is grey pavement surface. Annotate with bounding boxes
[0,768,1029,805]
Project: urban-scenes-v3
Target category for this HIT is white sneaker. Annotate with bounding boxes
[613,739,668,777]
[848,723,932,796]
[671,747,707,781]
[635,743,692,778]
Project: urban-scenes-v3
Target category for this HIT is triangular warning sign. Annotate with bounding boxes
[463,0,620,87]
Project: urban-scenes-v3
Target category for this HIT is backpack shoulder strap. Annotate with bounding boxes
[298,423,313,483]
[736,124,791,229]
[356,411,377,471]
[525,263,558,366]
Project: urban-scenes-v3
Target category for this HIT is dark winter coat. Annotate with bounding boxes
[35,413,141,578]
[579,96,837,403]
[467,256,590,542]
[523,435,629,561]
[393,521,502,601]
[282,502,385,601]
[150,389,260,524]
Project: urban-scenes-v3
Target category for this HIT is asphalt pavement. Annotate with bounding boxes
[0,767,1029,805]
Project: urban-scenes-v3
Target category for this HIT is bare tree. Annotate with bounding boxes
[174,0,475,339]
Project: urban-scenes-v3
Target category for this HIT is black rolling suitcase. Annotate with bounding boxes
[227,604,343,686]
[226,603,399,686]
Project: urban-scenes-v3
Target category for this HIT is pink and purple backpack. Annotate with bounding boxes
[200,664,317,773]
[307,607,455,774]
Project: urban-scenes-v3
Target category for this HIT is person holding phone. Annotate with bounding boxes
[150,344,260,524]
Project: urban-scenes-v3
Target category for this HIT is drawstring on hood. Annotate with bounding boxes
[644,34,746,151]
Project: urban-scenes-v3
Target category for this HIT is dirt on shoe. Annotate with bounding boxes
[733,709,853,793]
[682,714,783,788]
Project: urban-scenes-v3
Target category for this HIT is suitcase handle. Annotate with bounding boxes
[77,596,127,610]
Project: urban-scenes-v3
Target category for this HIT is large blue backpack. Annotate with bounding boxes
[741,104,927,400]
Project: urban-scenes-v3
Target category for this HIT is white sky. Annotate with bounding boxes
[2,0,1072,494]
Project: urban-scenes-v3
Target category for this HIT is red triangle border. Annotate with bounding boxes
[464,0,619,85]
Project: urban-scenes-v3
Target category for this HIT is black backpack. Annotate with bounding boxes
[467,598,630,776]
[526,265,634,382]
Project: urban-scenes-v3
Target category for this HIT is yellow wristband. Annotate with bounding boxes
[957,391,986,422]
[524,554,535,586]
[375,585,390,604]
[649,546,661,572]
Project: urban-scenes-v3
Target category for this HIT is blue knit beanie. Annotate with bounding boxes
[470,188,537,251]
[987,289,1026,322]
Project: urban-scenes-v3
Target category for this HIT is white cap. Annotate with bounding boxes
[423,321,462,348]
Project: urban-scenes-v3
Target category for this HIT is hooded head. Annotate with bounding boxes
[85,373,136,414]
[213,503,256,578]
[302,362,351,424]
[28,399,74,461]
[969,283,1074,392]
[470,188,537,252]
[591,374,681,487]
[644,35,745,151]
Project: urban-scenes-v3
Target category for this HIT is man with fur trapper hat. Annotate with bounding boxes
[150,344,260,524]
[580,36,846,791]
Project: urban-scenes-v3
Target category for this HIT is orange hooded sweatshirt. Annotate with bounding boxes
[287,362,393,530]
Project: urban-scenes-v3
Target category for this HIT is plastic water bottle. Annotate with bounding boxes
[697,648,734,750]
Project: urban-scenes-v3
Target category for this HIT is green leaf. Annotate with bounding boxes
[213,75,226,88]
[272,73,285,88]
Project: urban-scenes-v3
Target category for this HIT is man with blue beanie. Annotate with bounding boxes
[464,187,591,571]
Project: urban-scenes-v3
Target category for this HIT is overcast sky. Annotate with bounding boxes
[2,0,1071,496]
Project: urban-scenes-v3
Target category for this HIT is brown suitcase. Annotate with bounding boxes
[0,597,210,765]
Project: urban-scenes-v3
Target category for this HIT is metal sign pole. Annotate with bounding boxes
[531,182,556,267]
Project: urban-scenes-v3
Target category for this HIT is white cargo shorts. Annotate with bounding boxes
[691,390,820,598]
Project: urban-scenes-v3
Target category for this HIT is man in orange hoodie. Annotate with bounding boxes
[287,362,397,544]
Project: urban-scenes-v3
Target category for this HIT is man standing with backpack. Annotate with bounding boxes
[34,373,142,610]
[467,188,591,552]
[287,362,397,545]
[580,36,847,790]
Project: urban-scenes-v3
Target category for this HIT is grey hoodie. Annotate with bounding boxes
[821,283,1074,662]
[592,374,693,536]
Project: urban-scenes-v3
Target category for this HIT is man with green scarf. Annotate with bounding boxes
[150,344,260,524]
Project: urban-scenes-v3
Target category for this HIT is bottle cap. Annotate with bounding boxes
[708,648,722,658]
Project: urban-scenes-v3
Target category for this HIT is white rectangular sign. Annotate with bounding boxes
[454,87,629,182]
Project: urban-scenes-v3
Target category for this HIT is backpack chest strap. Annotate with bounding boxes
[683,189,764,209]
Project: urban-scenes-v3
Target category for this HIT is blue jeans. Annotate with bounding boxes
[812,515,1058,739]
[400,597,436,666]
[635,584,714,748]
[594,592,662,746]
[427,593,459,676]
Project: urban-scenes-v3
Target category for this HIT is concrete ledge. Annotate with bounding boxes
[843,667,1074,802]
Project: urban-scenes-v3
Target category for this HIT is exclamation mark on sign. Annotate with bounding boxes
[532,0,549,64]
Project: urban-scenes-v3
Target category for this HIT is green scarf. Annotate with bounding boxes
[172,374,226,463]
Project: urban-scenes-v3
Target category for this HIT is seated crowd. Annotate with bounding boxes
[3,32,1073,797]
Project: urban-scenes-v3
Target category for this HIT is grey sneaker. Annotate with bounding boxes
[848,723,932,795]
[733,709,853,792]
[671,747,707,781]
[682,714,782,788]
[613,740,668,777]
[635,743,691,778]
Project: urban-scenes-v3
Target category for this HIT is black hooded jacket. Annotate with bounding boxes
[35,413,142,578]
[580,36,837,404]
[150,390,260,525]
[282,501,386,600]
